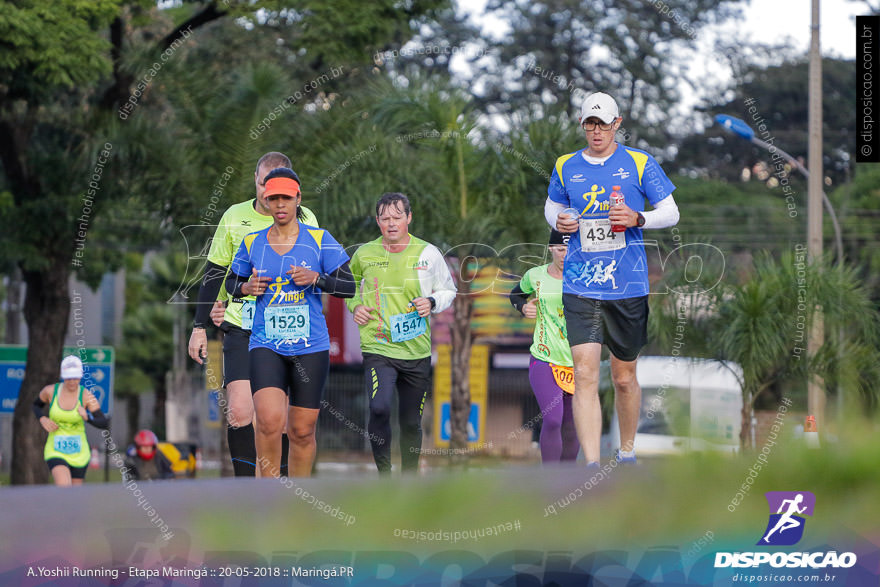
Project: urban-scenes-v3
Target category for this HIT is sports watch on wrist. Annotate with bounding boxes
[635,212,646,228]
[427,296,436,310]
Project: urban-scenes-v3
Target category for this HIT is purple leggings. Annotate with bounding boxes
[529,357,580,462]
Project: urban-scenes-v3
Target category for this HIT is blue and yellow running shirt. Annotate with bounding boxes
[230,223,349,355]
[547,145,675,300]
[207,200,318,329]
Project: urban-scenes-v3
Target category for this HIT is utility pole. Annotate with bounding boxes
[807,0,825,426]
[166,293,190,442]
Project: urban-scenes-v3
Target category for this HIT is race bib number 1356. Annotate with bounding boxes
[54,435,82,455]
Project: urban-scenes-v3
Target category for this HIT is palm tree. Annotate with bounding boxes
[652,250,880,448]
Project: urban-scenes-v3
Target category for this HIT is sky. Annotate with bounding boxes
[450,0,863,128]
[737,0,859,59]
[687,0,862,121]
[458,0,862,59]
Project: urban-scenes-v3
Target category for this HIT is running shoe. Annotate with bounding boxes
[615,450,637,464]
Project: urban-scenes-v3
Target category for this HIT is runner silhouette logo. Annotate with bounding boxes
[758,491,816,546]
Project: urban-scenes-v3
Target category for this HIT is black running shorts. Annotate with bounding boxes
[46,458,88,479]
[249,348,329,409]
[562,294,648,361]
[221,322,251,387]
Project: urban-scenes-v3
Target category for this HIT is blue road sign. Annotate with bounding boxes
[439,402,479,442]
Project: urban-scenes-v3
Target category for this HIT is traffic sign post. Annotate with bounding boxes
[433,344,488,448]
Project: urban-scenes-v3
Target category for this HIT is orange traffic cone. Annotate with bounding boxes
[804,415,820,449]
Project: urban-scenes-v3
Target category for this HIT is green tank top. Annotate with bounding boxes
[520,264,573,367]
[44,383,90,467]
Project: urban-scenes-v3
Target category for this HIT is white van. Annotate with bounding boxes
[601,356,742,456]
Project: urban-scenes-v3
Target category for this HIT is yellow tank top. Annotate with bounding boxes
[44,383,90,467]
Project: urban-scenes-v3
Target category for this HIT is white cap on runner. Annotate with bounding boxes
[60,355,83,380]
[579,92,620,124]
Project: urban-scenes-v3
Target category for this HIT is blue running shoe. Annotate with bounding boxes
[615,450,637,464]
[585,461,601,470]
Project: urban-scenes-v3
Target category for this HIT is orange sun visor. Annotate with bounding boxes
[264,177,301,197]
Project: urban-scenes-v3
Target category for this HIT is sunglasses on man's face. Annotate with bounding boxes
[582,119,615,131]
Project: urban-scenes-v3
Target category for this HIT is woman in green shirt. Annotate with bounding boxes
[509,230,580,462]
[32,356,109,485]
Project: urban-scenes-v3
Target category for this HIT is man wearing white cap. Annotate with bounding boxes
[32,355,109,485]
[544,92,680,468]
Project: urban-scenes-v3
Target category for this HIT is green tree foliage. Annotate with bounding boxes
[1,0,129,485]
[116,251,194,438]
[371,3,484,81]
[0,0,121,90]
[500,114,584,246]
[472,0,743,150]
[651,251,880,448]
[831,163,880,301]
[675,58,855,187]
[664,175,804,256]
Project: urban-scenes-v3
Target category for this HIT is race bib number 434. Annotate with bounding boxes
[579,218,624,253]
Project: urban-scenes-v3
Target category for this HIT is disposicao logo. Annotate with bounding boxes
[759,491,814,546]
[714,491,858,569]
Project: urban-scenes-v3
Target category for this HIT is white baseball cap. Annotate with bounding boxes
[60,355,83,380]
[579,92,620,124]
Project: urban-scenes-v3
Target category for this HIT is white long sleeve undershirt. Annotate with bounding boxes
[544,194,679,230]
